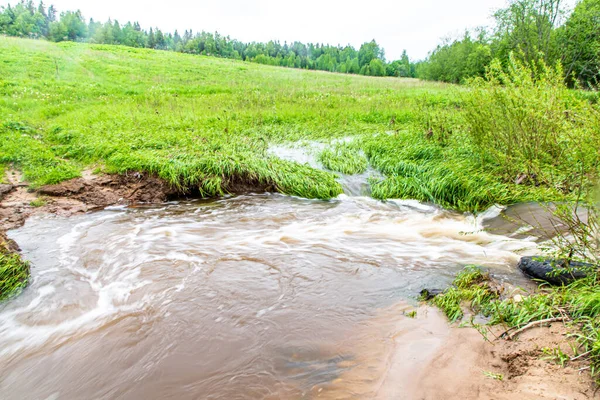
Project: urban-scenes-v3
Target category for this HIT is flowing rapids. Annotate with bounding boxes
[1,194,539,399]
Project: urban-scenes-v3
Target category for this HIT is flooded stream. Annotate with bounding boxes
[1,194,540,399]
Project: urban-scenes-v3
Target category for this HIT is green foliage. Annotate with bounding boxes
[29,197,47,207]
[560,0,600,88]
[417,31,492,83]
[417,0,599,89]
[542,346,571,368]
[482,370,504,381]
[493,0,563,67]
[463,56,600,186]
[432,266,496,322]
[547,197,600,266]
[318,145,368,175]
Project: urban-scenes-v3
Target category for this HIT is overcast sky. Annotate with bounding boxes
[2,0,518,60]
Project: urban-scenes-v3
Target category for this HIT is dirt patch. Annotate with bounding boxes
[313,303,595,399]
[400,316,596,400]
[38,172,178,206]
[0,170,180,235]
[224,178,275,195]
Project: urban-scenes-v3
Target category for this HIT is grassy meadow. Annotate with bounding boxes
[1,36,588,212]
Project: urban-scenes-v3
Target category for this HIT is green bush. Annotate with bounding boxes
[463,55,600,187]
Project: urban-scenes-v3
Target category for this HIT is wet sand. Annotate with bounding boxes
[325,303,596,400]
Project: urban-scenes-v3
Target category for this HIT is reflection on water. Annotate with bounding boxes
[1,194,539,399]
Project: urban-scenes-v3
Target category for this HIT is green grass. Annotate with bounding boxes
[29,197,47,207]
[0,250,29,302]
[362,132,561,211]
[431,266,495,322]
[318,144,368,175]
[0,37,449,200]
[0,36,579,210]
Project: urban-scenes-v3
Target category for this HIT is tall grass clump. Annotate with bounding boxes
[317,144,368,175]
[0,249,29,302]
[431,266,496,322]
[362,131,558,211]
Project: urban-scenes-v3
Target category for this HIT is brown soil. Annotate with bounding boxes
[0,170,180,251]
[311,304,596,399]
[0,169,274,250]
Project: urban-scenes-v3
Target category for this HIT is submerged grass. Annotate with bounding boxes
[318,144,368,175]
[0,249,29,302]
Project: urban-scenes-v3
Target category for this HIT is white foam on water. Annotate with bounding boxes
[0,196,542,362]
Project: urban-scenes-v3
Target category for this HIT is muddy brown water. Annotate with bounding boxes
[1,194,541,399]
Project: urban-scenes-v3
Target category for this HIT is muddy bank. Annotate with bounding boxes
[1,172,174,233]
[316,299,595,399]
[0,170,278,236]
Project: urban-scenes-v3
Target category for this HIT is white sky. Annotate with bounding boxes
[1,0,522,60]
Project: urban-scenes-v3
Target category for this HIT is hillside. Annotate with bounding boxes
[1,36,577,212]
[0,36,449,199]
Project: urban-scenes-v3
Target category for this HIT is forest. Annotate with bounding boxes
[1,0,599,88]
[0,0,414,78]
[416,0,600,88]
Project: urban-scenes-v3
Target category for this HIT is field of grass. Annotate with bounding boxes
[0,36,579,211]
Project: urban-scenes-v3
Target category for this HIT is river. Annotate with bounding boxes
[0,194,539,399]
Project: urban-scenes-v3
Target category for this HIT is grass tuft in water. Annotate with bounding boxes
[318,144,368,175]
[0,250,29,302]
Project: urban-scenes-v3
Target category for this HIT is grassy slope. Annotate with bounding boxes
[0,37,436,197]
[0,36,562,209]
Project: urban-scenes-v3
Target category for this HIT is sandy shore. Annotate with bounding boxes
[333,304,596,399]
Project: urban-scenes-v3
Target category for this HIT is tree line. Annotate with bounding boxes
[0,1,415,78]
[416,0,600,88]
